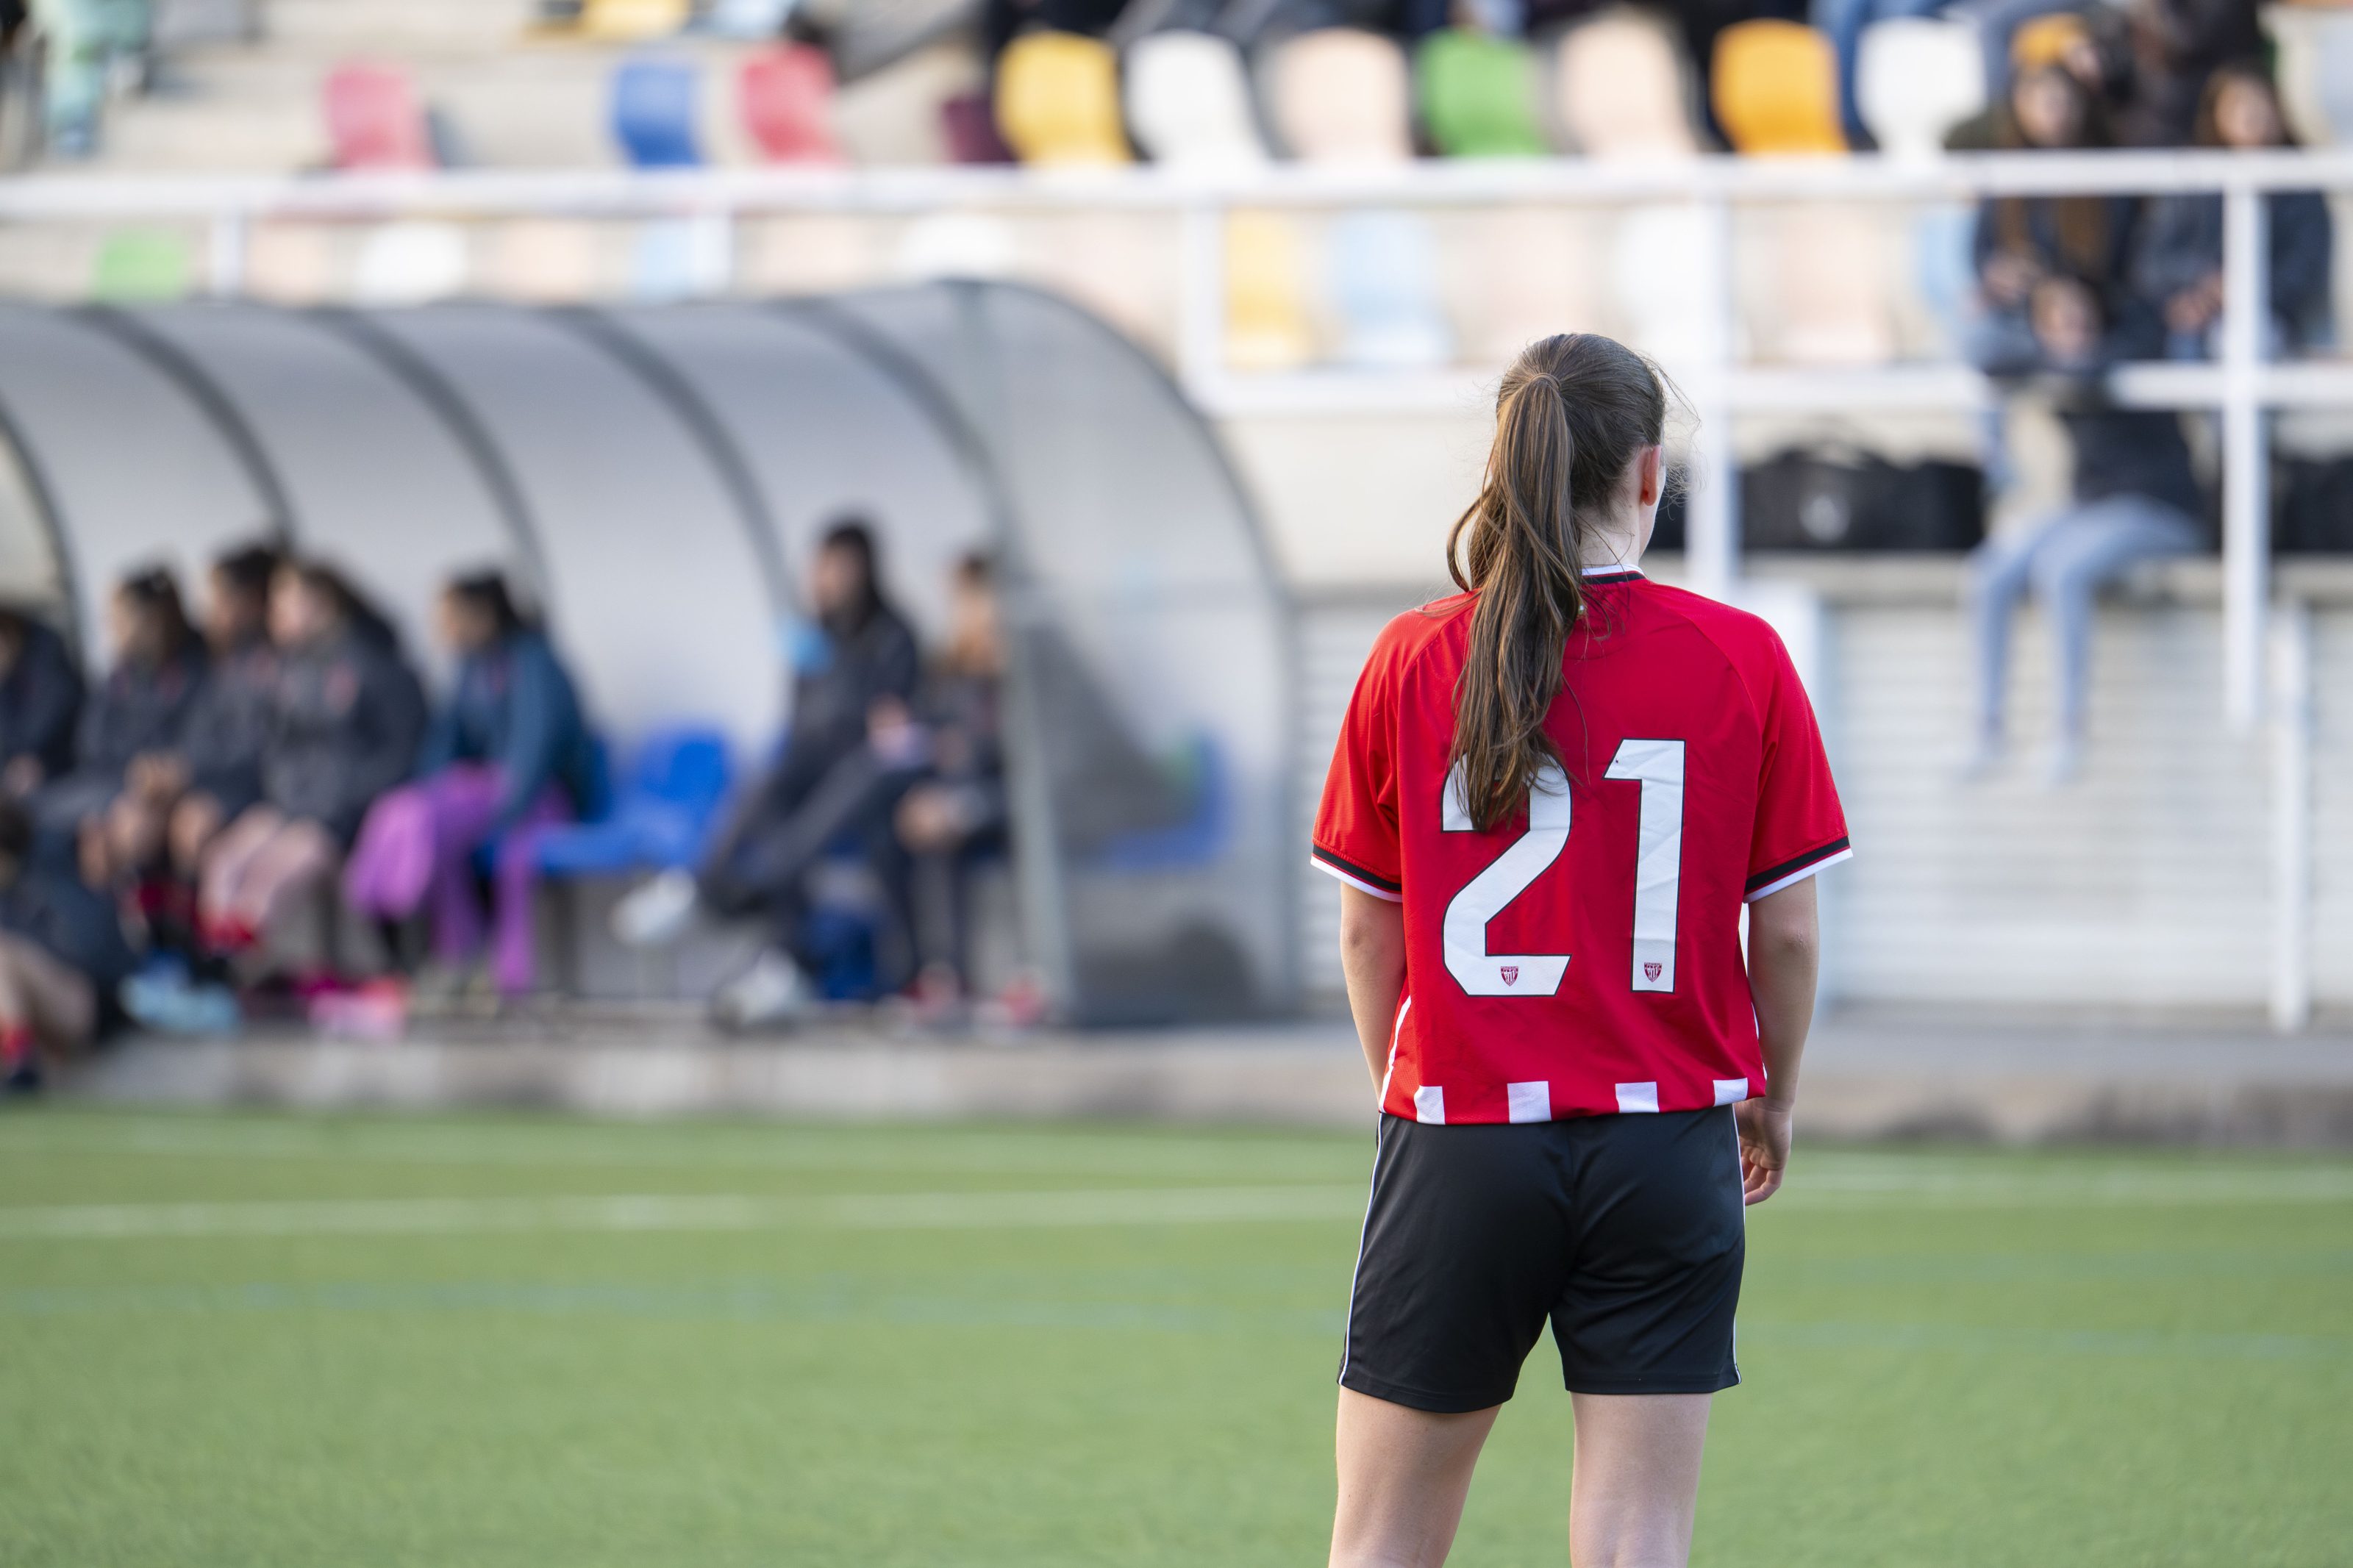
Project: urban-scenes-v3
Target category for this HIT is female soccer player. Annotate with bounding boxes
[1313,333,1849,1568]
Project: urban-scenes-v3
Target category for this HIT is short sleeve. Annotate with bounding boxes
[1745,631,1851,902]
[1311,637,1404,902]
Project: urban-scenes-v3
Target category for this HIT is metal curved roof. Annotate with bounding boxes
[0,282,1296,1021]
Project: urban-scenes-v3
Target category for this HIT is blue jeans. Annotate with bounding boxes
[1968,495,2204,742]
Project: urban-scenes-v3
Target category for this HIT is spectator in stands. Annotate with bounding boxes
[343,570,595,1000]
[35,568,204,876]
[0,606,82,801]
[0,796,134,1095]
[2133,63,2335,361]
[1966,273,2205,784]
[27,0,152,157]
[195,560,425,975]
[2116,0,2261,149]
[613,518,921,1025]
[1968,63,2148,374]
[893,551,1008,1012]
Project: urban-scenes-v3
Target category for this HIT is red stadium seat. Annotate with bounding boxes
[739,45,844,165]
[323,62,434,171]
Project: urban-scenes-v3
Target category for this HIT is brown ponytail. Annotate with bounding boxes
[1446,333,1666,833]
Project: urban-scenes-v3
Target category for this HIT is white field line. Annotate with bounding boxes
[0,1119,1360,1180]
[3,1161,2351,1242]
[0,1185,1374,1241]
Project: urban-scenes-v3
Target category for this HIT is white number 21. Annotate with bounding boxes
[1440,740,1685,997]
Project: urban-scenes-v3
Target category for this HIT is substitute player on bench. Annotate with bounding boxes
[1313,332,1850,1568]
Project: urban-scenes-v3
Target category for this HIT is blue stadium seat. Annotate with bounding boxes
[1327,210,1454,369]
[1094,734,1229,872]
[531,726,733,878]
[612,57,703,168]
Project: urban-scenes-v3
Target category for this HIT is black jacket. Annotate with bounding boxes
[71,646,207,781]
[260,630,428,842]
[180,637,278,803]
[774,606,921,801]
[0,618,83,781]
[0,865,137,989]
[2132,190,2335,348]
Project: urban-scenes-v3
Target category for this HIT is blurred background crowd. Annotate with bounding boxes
[0,0,2346,1083]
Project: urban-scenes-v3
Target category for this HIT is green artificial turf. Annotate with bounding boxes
[1,1107,2347,1567]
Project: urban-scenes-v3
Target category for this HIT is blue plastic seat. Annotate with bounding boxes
[532,726,734,878]
[1094,734,1229,872]
[612,57,703,168]
[1327,210,1454,369]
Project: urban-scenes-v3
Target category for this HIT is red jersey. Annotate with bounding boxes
[1312,570,1850,1125]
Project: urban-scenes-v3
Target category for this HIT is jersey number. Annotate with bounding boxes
[1440,740,1685,997]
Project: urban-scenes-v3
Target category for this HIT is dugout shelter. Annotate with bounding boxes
[0,282,1298,1023]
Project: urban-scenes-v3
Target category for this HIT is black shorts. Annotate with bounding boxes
[1339,1107,1745,1412]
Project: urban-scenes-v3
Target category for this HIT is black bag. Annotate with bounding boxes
[2274,458,2353,554]
[1741,448,1986,552]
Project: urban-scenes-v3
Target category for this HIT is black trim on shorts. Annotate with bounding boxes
[1313,845,1402,895]
[1745,834,1852,895]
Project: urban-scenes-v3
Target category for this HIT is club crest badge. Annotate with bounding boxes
[1499,965,1519,986]
[1644,962,1663,981]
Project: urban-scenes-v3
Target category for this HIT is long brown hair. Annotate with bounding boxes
[1446,333,1665,833]
[1993,65,2118,277]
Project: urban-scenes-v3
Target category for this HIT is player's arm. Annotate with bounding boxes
[1740,876,1819,1206]
[1337,884,1407,1090]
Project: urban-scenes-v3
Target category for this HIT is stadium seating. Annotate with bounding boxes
[1124,30,1268,171]
[323,62,435,171]
[1460,206,1604,364]
[1327,210,1453,368]
[1855,18,1984,160]
[893,212,1021,279]
[707,0,793,38]
[1610,205,1715,362]
[351,222,471,304]
[1416,29,1550,157]
[1765,207,1897,364]
[739,45,844,165]
[629,218,724,300]
[1552,10,1702,160]
[582,0,690,43]
[531,726,734,879]
[90,230,191,301]
[1712,21,1846,154]
[1222,210,1315,370]
[1093,734,1229,873]
[1264,28,1413,164]
[994,32,1131,166]
[2318,16,2353,144]
[611,56,701,168]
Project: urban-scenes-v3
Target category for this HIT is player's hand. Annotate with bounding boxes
[1736,1098,1793,1206]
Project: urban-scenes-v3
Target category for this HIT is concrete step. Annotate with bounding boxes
[53,1010,2353,1148]
[76,35,762,172]
[258,0,545,50]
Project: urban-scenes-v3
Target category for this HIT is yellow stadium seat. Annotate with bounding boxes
[2010,13,2088,74]
[1224,211,1315,371]
[1712,20,1846,155]
[995,32,1132,167]
[582,0,691,41]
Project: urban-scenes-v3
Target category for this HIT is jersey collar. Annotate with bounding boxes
[1579,564,1645,585]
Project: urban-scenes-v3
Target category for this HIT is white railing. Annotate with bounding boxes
[3,148,2351,726]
